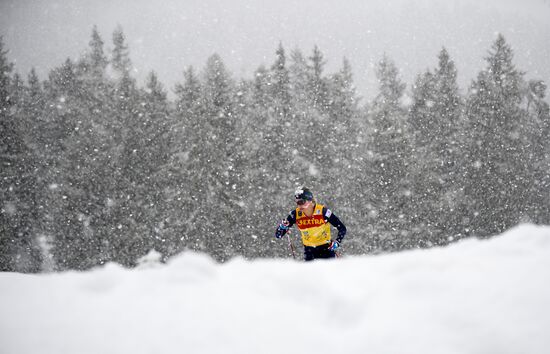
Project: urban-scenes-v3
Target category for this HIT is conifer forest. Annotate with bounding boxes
[1,27,549,272]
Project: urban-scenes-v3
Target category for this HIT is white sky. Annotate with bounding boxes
[1,0,549,101]
[1,224,549,353]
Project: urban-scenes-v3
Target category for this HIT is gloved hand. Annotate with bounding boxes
[275,220,290,239]
[328,240,340,251]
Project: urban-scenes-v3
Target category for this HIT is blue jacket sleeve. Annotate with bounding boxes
[323,207,347,243]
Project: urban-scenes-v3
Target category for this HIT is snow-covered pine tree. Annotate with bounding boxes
[325,57,363,253]
[465,34,529,237]
[42,57,104,270]
[271,42,292,121]
[187,54,242,261]
[367,55,412,251]
[135,71,175,260]
[161,66,203,257]
[0,42,42,271]
[307,45,330,113]
[520,80,550,225]
[409,48,466,246]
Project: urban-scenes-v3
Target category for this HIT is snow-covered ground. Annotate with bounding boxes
[1,224,549,354]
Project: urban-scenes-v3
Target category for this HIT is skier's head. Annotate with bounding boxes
[295,187,314,206]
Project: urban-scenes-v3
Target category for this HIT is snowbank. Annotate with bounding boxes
[1,224,549,354]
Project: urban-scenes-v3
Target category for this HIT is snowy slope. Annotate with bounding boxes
[1,224,549,354]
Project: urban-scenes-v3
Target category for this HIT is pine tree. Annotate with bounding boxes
[308,45,329,112]
[111,26,132,77]
[160,66,204,257]
[175,66,202,117]
[270,42,291,120]
[289,48,309,115]
[70,28,116,268]
[465,34,527,237]
[328,58,359,122]
[325,57,362,252]
[77,26,111,118]
[185,54,242,261]
[202,54,234,119]
[80,26,108,81]
[367,55,412,251]
[23,68,54,270]
[239,48,294,259]
[0,37,12,111]
[41,58,96,270]
[409,48,465,245]
[0,41,42,271]
[102,26,147,266]
[265,44,294,190]
[433,48,468,239]
[253,65,272,112]
[288,46,333,186]
[111,26,137,118]
[174,65,203,159]
[135,71,173,258]
[522,79,550,224]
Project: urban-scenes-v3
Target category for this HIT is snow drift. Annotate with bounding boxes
[1,224,549,354]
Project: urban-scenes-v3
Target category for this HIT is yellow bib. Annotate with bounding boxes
[295,204,331,247]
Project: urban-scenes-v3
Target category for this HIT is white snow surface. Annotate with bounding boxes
[1,224,550,354]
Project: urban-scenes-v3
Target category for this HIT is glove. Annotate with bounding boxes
[275,220,290,239]
[328,240,340,251]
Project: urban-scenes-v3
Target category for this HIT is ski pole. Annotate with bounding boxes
[286,232,296,259]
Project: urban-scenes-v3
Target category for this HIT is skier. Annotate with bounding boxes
[275,187,347,261]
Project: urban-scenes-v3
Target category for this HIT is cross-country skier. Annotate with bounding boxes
[275,187,347,261]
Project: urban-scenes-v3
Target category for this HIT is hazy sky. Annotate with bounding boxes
[1,0,549,101]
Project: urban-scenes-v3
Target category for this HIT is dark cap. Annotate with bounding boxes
[295,187,314,201]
